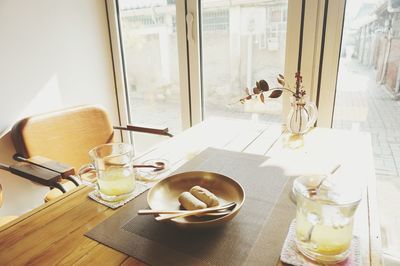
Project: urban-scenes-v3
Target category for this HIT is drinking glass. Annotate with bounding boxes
[79,143,136,202]
[293,175,361,263]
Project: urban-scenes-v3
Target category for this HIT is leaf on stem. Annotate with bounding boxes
[259,80,269,91]
[278,74,284,79]
[269,90,283,98]
[260,93,265,103]
[277,77,285,86]
[253,86,260,94]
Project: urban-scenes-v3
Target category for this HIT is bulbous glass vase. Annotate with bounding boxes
[286,96,318,135]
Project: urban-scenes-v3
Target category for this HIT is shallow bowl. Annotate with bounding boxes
[147,171,245,229]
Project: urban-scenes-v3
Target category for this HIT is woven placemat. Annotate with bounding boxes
[86,147,297,266]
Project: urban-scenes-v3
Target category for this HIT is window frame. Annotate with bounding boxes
[106,0,344,136]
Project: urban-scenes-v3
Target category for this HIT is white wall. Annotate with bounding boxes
[0,0,119,215]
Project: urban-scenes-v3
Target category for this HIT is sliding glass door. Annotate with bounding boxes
[109,0,304,152]
[117,0,184,134]
[200,0,289,124]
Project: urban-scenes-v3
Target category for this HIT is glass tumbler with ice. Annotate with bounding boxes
[293,175,361,263]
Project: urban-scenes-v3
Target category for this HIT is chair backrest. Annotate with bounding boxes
[0,184,3,207]
[11,105,115,170]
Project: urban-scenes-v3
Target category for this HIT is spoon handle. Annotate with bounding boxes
[155,202,236,221]
[313,164,342,191]
[330,164,341,175]
[133,164,159,168]
[138,209,231,216]
[138,209,187,215]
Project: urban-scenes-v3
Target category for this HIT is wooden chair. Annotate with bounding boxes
[11,105,172,201]
[0,184,18,227]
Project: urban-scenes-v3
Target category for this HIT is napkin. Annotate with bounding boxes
[280,220,361,266]
[88,181,150,209]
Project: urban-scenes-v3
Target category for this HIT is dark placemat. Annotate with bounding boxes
[86,148,296,266]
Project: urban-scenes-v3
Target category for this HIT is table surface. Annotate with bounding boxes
[0,118,382,265]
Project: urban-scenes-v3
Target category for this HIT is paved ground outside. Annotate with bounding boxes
[333,58,400,257]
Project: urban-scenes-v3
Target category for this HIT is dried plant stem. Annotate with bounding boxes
[231,87,296,105]
[280,87,296,95]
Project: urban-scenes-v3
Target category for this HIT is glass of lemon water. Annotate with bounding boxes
[86,143,136,202]
[293,175,361,263]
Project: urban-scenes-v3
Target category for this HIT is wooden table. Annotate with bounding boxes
[0,118,382,265]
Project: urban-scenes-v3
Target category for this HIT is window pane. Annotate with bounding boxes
[332,1,400,256]
[118,0,182,151]
[200,0,288,123]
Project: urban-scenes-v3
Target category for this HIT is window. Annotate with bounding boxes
[271,9,282,23]
[109,0,301,152]
[201,1,288,124]
[117,0,183,152]
[109,0,298,154]
[202,9,229,32]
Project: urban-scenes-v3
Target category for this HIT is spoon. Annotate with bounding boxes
[308,164,341,196]
[155,202,237,221]
[138,209,231,217]
[291,164,342,204]
[303,164,341,241]
[133,161,165,171]
[304,212,320,242]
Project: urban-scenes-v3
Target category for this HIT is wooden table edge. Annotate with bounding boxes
[0,185,88,232]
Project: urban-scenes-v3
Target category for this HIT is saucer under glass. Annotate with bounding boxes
[135,159,169,181]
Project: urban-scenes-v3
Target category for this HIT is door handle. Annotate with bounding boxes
[186,12,194,44]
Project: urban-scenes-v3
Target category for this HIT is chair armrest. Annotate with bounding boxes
[8,162,63,189]
[44,180,78,202]
[113,124,173,137]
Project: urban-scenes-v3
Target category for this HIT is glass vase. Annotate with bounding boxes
[286,96,318,135]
